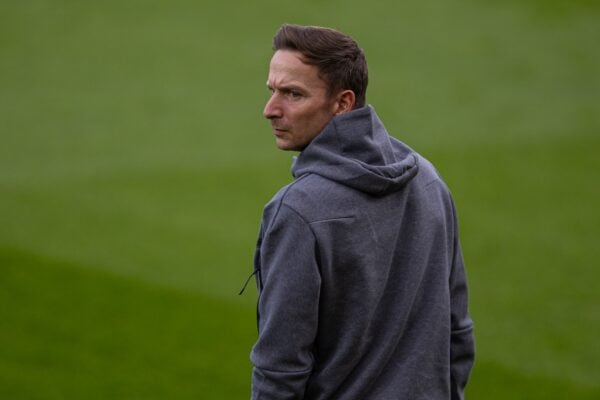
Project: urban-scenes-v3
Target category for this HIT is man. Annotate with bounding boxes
[250,24,475,399]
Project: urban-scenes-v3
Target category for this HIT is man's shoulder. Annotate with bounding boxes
[264,173,354,224]
[413,153,450,191]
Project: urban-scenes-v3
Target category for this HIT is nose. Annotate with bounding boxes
[263,93,282,120]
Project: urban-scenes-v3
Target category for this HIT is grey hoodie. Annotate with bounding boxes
[251,106,474,400]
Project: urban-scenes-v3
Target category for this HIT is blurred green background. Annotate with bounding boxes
[1,0,599,398]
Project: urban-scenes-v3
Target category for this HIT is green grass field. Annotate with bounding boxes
[1,0,599,398]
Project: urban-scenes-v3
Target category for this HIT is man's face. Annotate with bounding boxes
[263,50,338,151]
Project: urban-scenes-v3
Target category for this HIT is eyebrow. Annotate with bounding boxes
[266,82,306,93]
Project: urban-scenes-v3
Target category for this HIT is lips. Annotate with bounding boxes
[271,125,289,135]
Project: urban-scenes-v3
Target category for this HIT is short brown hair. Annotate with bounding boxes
[272,24,368,109]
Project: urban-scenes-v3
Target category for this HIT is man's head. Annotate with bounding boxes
[263,24,369,151]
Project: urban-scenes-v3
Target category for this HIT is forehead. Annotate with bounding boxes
[267,50,327,90]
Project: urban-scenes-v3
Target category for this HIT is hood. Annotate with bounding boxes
[292,106,419,196]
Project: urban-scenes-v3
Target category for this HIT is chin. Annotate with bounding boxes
[275,139,299,152]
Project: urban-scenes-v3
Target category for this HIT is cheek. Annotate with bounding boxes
[306,108,332,132]
[288,100,333,138]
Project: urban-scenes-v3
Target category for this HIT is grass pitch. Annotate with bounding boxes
[1,0,599,398]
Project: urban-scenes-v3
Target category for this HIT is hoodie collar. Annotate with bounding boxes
[292,106,418,196]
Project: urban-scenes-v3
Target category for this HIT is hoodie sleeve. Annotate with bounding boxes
[449,202,475,400]
[251,203,321,400]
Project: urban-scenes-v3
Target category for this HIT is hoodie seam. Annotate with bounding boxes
[331,117,346,157]
[279,174,358,224]
[278,202,317,242]
[274,184,324,276]
[253,364,314,374]
[266,174,311,230]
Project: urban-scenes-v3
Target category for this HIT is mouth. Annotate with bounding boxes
[271,126,289,135]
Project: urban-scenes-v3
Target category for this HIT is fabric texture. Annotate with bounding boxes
[251,106,475,400]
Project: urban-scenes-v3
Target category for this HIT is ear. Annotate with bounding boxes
[333,90,356,116]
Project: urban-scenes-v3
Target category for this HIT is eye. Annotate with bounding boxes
[287,90,303,99]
